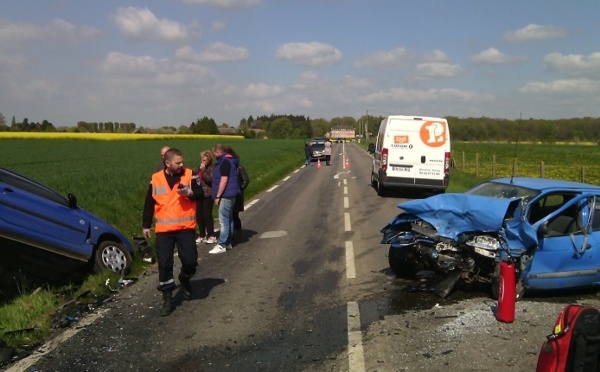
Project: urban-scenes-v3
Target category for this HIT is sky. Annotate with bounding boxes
[1,0,599,129]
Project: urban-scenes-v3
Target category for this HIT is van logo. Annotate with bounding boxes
[420,121,447,148]
[394,135,409,144]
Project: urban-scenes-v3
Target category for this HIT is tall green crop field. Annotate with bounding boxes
[0,138,304,238]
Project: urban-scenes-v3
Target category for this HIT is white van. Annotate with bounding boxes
[371,115,451,195]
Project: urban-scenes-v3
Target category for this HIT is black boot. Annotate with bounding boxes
[160,290,173,316]
[178,272,192,300]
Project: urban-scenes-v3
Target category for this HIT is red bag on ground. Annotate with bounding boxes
[536,304,600,372]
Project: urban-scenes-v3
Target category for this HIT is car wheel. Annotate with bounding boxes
[490,263,523,301]
[388,246,418,278]
[370,170,377,188]
[376,179,387,197]
[94,241,132,274]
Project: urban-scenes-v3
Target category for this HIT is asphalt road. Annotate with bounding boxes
[7,143,600,372]
[7,142,418,371]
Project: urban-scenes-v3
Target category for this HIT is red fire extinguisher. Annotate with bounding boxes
[497,260,516,323]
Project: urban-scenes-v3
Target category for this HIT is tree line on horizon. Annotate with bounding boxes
[1,111,600,143]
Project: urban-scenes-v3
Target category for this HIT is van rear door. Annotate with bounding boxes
[385,117,450,189]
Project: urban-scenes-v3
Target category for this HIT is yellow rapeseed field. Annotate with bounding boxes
[0,132,243,140]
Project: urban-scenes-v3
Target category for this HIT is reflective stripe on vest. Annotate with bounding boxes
[151,168,196,233]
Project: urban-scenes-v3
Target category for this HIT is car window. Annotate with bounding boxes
[528,193,576,224]
[0,168,69,207]
[466,182,539,200]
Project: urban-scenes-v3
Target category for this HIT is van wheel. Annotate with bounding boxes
[376,179,387,197]
[370,171,377,188]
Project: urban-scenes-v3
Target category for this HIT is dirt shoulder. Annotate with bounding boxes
[360,295,600,371]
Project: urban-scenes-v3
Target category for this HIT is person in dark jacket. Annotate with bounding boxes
[195,150,217,244]
[224,146,249,243]
[304,142,312,166]
[208,144,240,254]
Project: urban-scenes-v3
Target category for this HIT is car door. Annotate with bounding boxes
[522,193,600,290]
[0,169,91,261]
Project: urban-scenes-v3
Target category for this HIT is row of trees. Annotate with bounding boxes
[2,111,600,143]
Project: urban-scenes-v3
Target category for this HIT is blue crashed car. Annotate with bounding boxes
[0,166,134,282]
[382,177,600,298]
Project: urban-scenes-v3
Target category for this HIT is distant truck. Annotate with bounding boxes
[371,115,451,196]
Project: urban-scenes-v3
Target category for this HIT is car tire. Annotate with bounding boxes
[93,241,132,274]
[370,170,377,188]
[490,263,524,301]
[376,178,387,197]
[388,246,418,278]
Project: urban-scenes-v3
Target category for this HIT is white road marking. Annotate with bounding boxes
[347,301,366,372]
[245,199,259,209]
[344,212,351,231]
[343,179,347,185]
[283,175,291,181]
[344,186,348,195]
[344,197,349,209]
[259,230,288,239]
[345,241,355,279]
[267,185,278,192]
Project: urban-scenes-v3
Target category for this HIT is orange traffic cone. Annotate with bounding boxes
[317,159,322,169]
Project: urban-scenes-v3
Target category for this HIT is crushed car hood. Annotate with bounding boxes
[394,194,537,253]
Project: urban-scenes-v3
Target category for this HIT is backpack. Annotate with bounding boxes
[237,164,250,191]
[536,304,600,372]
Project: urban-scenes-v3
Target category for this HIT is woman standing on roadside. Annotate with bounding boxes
[195,151,217,244]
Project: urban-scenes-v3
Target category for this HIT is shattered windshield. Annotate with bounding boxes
[465,181,540,202]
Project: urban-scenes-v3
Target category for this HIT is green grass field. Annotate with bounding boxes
[0,138,305,238]
[452,142,600,185]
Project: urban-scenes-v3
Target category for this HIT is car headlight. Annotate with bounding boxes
[466,235,500,251]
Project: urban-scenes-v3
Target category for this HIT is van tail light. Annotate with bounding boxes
[444,152,451,173]
[381,148,388,170]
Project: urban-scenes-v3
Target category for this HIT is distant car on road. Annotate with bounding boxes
[308,139,326,162]
[0,166,134,282]
[382,177,600,299]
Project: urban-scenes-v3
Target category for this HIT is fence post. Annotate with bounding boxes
[475,153,479,177]
[462,151,465,172]
[540,161,544,178]
[492,155,496,178]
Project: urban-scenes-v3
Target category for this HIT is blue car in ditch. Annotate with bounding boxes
[0,166,134,283]
[382,177,600,298]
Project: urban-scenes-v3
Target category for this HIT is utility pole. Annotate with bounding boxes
[365,110,369,142]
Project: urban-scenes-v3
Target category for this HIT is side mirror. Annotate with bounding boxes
[68,193,78,209]
[537,221,549,237]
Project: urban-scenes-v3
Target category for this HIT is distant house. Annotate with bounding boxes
[330,126,355,140]
[218,127,238,135]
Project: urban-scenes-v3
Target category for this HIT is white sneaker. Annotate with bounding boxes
[195,236,205,244]
[208,245,227,254]
[204,236,217,244]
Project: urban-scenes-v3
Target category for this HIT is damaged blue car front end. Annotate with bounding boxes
[383,178,600,298]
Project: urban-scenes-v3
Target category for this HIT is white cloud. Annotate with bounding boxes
[503,24,568,43]
[112,7,194,44]
[243,83,284,99]
[364,87,493,104]
[211,21,227,32]
[422,49,449,63]
[176,43,249,62]
[178,0,261,9]
[470,48,527,64]
[416,62,465,79]
[275,42,342,68]
[0,18,101,48]
[543,52,600,78]
[519,79,600,94]
[354,47,410,69]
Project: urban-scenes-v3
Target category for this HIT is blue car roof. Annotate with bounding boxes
[489,177,600,192]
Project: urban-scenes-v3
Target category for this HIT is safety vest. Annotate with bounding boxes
[151,168,196,233]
